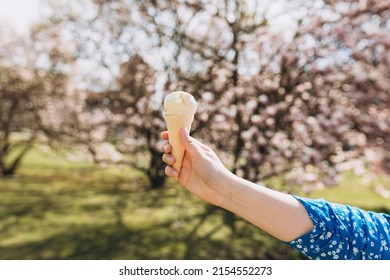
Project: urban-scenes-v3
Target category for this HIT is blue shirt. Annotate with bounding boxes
[286,196,390,260]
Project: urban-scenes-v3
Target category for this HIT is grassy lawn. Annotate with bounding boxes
[0,146,388,259]
[309,172,390,211]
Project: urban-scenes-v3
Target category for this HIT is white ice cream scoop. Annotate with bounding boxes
[164,91,197,115]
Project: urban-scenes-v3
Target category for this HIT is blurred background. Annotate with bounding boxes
[0,0,389,260]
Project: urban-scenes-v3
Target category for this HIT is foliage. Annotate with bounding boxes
[1,0,388,261]
[37,0,390,189]
[1,0,389,188]
[85,55,168,188]
[0,27,69,176]
[0,67,42,175]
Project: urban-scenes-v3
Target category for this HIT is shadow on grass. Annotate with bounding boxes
[0,171,311,260]
[0,214,303,260]
[3,148,389,260]
[0,221,185,259]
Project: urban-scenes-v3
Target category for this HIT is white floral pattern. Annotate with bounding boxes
[287,196,390,260]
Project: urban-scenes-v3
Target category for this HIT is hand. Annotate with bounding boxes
[161,128,233,206]
[161,129,314,242]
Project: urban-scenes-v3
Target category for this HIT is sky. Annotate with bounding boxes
[0,0,40,33]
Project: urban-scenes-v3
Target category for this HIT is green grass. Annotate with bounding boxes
[0,145,389,259]
[309,172,390,211]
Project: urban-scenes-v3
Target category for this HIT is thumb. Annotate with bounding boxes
[180,128,201,156]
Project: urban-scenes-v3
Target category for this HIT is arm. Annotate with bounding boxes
[215,174,313,242]
[162,129,390,259]
[161,129,313,242]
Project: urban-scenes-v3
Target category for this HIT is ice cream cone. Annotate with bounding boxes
[164,113,194,172]
[163,91,197,174]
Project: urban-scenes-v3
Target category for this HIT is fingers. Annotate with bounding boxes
[165,165,179,178]
[161,131,172,154]
[162,153,175,165]
[160,131,169,140]
[162,143,178,179]
[163,142,172,154]
[161,131,177,178]
[162,129,209,153]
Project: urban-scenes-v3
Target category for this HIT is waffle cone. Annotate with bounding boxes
[165,113,194,172]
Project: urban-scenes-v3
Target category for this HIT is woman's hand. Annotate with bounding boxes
[161,128,233,206]
[161,128,313,242]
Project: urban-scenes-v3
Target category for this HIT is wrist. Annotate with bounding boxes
[212,171,241,208]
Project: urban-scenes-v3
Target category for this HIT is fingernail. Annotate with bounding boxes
[167,155,174,164]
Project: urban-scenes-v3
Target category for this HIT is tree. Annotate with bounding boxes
[39,0,389,191]
[200,0,390,189]
[40,0,287,187]
[85,55,167,188]
[0,67,41,175]
[313,0,390,174]
[0,23,71,176]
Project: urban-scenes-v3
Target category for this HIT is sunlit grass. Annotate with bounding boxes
[309,172,390,210]
[0,145,388,259]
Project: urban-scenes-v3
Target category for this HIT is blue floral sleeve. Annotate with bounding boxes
[286,196,390,260]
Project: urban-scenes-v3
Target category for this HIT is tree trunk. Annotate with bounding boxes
[147,148,167,189]
[1,168,15,177]
[0,136,35,177]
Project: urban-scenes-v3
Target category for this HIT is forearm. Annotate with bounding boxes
[217,173,314,242]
